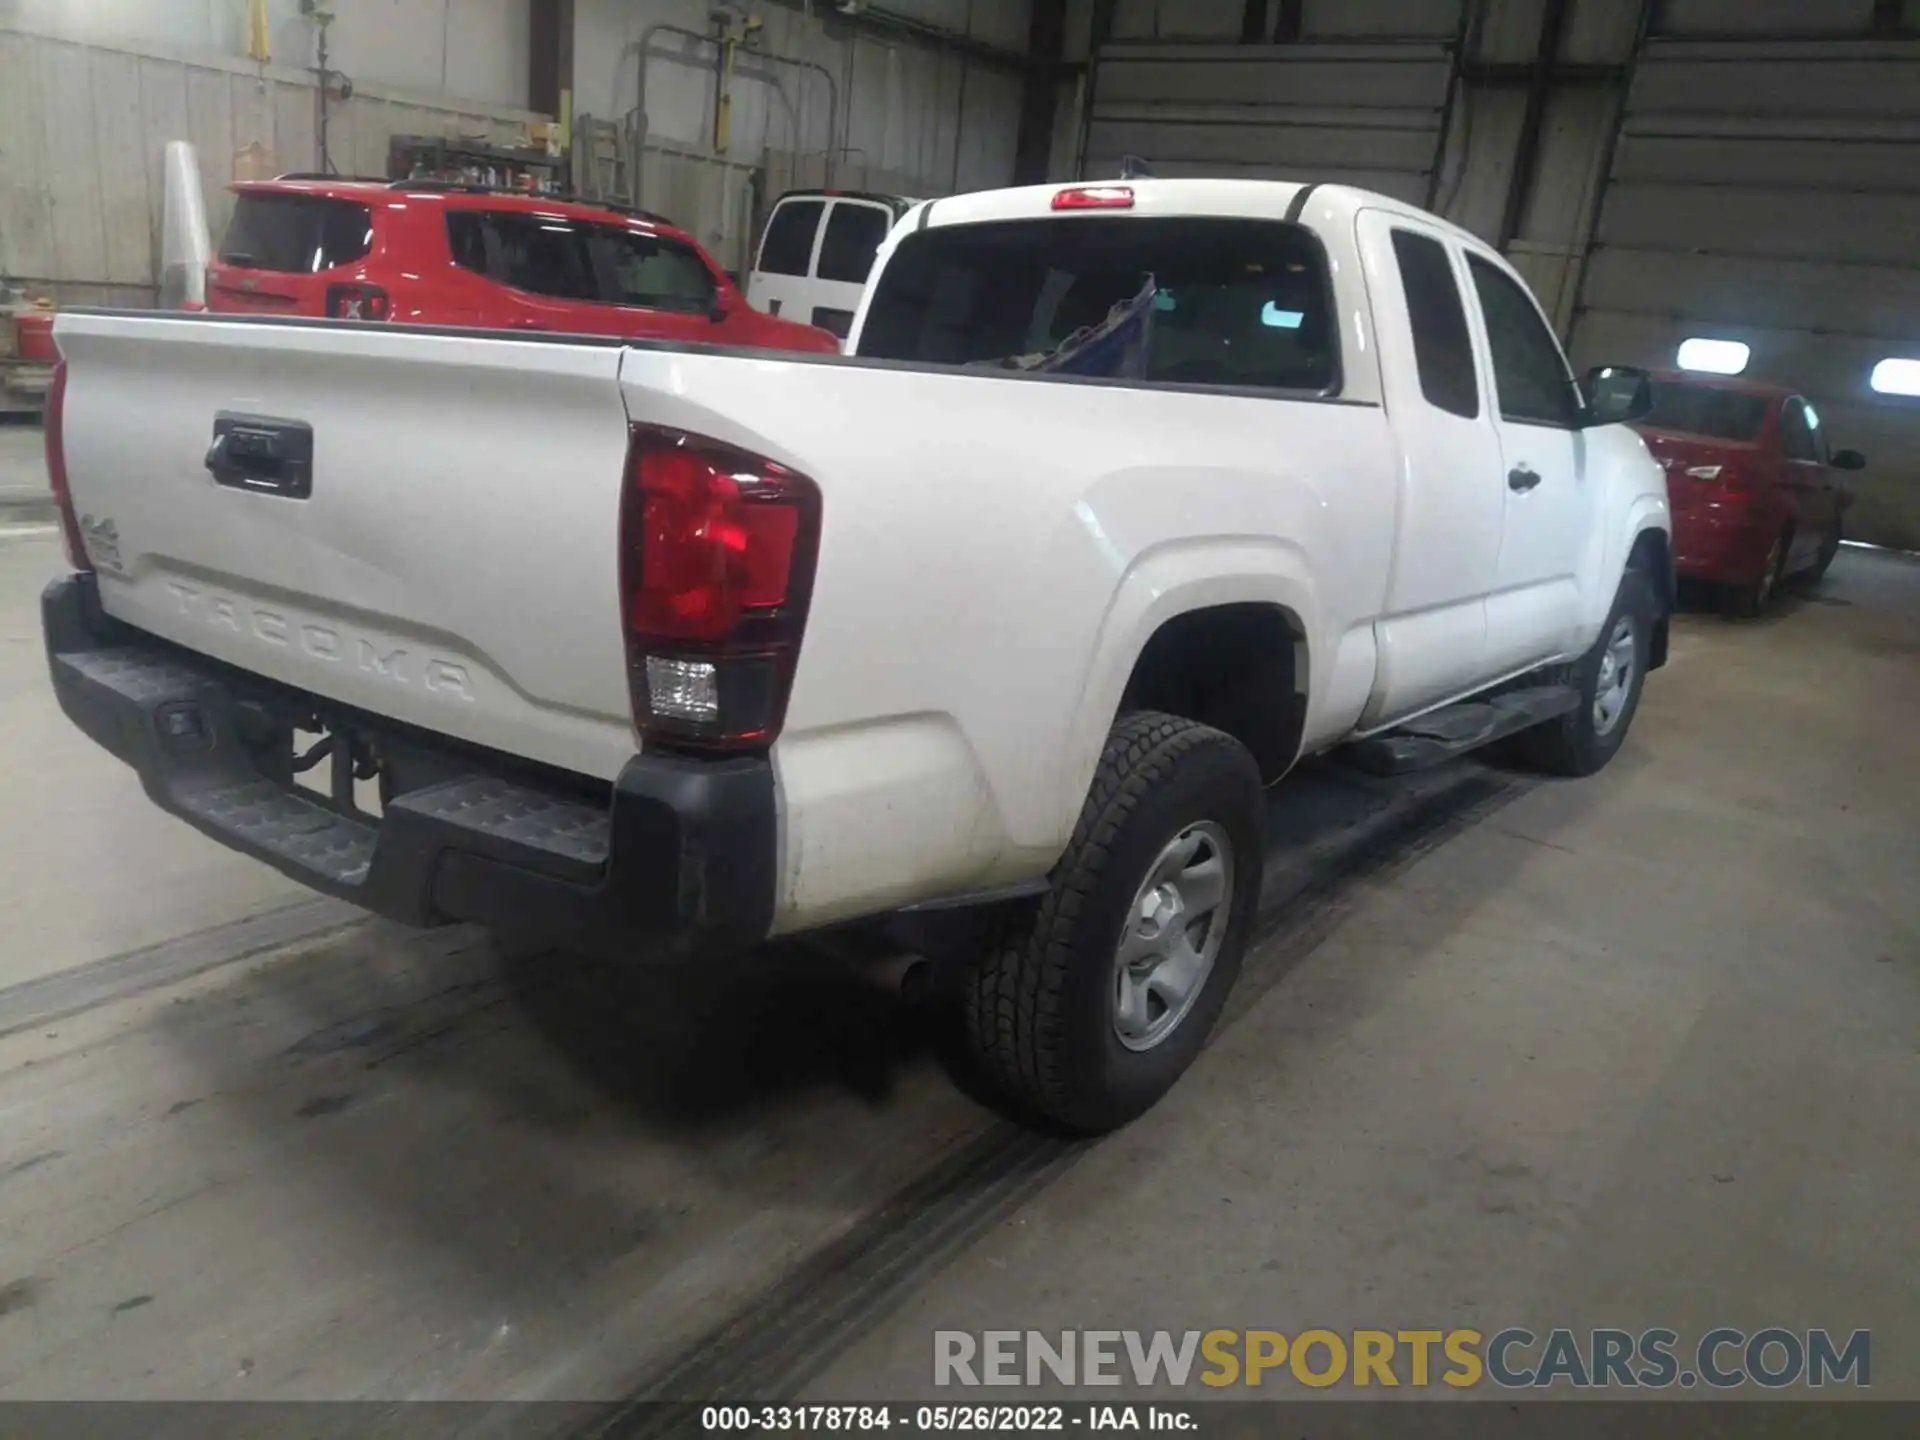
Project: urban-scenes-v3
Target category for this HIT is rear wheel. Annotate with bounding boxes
[1727,531,1786,618]
[962,712,1263,1133]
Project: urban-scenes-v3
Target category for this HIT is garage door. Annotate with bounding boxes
[1569,36,1920,552]
[1082,41,1456,203]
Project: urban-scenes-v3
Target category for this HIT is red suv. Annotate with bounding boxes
[1635,371,1866,615]
[207,178,840,354]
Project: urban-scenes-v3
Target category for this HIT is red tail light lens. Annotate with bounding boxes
[619,426,821,751]
[44,361,92,573]
[325,284,390,321]
[1053,185,1134,210]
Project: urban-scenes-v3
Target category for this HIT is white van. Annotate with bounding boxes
[744,189,917,342]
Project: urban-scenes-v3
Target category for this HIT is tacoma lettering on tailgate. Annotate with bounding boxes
[163,581,475,702]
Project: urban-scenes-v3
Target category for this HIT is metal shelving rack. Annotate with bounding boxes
[387,134,565,194]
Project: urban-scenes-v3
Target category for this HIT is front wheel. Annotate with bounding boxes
[1508,567,1655,777]
[962,712,1264,1133]
[1803,517,1843,586]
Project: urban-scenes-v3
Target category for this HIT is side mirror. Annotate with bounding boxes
[1582,365,1654,426]
[706,291,732,324]
[1831,448,1867,471]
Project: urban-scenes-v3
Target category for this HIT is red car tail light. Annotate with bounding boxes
[1052,185,1134,211]
[619,426,821,752]
[44,361,92,573]
[325,284,391,321]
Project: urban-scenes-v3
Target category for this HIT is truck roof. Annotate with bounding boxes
[915,177,1492,253]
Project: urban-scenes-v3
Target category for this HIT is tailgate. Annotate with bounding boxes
[55,313,638,781]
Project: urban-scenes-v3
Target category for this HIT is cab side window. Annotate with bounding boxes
[1466,255,1582,427]
[1391,228,1479,419]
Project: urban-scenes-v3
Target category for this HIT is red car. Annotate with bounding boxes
[1634,371,1866,615]
[207,178,840,354]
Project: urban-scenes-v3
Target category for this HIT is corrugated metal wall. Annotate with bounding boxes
[1081,40,1455,198]
[0,23,545,306]
[1567,36,1920,551]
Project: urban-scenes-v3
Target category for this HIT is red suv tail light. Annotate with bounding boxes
[619,426,821,752]
[44,361,92,573]
[325,284,390,321]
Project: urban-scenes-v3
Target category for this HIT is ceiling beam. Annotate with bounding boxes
[1497,0,1575,248]
[1015,0,1070,183]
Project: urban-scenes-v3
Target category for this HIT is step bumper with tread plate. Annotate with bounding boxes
[42,573,776,964]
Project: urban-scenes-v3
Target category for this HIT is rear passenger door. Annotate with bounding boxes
[445,209,602,333]
[1355,212,1503,726]
[745,197,825,320]
[1461,253,1591,674]
[808,199,897,341]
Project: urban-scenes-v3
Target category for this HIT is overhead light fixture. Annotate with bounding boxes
[1677,338,1750,375]
[1870,357,1920,397]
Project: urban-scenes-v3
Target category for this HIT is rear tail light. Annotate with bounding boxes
[44,361,92,573]
[1052,185,1134,210]
[619,426,821,752]
[325,284,390,321]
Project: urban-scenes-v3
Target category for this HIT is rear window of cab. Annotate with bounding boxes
[857,216,1340,396]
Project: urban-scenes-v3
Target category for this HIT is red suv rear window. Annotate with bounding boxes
[220,194,374,273]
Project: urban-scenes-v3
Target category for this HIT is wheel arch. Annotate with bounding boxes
[1626,524,1674,672]
[1118,602,1309,785]
[1061,544,1321,823]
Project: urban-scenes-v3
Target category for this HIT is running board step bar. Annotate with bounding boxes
[1342,683,1580,776]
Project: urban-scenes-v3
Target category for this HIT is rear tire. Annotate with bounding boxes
[962,712,1263,1133]
[1728,531,1786,618]
[1508,567,1655,778]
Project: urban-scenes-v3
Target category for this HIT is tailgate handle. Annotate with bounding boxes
[206,412,314,499]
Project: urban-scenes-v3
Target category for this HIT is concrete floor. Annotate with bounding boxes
[0,510,1914,1407]
[0,421,51,514]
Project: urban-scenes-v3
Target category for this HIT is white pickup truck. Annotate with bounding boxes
[43,178,1671,1131]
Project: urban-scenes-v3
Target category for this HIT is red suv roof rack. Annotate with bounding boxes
[384,179,676,227]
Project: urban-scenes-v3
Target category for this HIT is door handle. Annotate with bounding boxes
[1508,466,1542,493]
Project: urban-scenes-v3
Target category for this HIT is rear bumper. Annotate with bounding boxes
[43,574,776,963]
